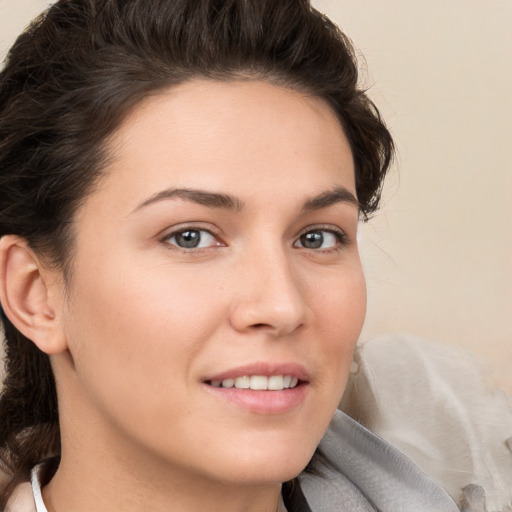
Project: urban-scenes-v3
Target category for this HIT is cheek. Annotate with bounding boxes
[311,266,366,382]
[60,277,227,460]
[311,258,366,330]
[62,257,223,413]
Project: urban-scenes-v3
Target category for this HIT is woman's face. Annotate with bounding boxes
[56,80,366,485]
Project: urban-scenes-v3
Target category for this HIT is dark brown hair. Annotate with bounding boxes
[0,0,394,504]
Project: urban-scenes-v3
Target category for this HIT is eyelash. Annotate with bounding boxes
[160,225,349,252]
[160,224,225,252]
[294,225,348,252]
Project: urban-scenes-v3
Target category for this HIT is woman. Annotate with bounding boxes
[0,1,458,510]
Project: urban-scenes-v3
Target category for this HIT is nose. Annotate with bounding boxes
[229,247,307,337]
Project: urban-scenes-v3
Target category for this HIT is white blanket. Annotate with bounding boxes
[341,334,512,512]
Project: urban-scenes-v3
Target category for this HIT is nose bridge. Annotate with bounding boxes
[230,239,307,336]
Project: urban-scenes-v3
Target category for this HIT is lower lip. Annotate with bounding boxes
[204,384,308,415]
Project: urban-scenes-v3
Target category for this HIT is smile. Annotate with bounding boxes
[203,363,309,414]
[208,375,300,391]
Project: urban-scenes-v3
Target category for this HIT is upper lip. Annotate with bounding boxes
[204,361,310,383]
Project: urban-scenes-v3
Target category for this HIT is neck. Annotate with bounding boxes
[42,452,284,512]
[43,406,283,512]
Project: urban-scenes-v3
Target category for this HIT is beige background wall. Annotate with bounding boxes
[1,1,511,393]
[313,0,512,393]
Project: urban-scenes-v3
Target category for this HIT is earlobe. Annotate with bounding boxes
[0,235,67,354]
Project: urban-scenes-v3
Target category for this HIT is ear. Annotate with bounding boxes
[0,235,67,354]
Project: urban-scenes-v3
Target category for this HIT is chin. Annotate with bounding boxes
[201,408,335,485]
[214,462,309,487]
[204,439,317,486]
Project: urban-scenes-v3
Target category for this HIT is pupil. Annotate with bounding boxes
[176,230,200,248]
[302,231,323,249]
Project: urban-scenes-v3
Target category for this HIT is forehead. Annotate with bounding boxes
[91,79,355,213]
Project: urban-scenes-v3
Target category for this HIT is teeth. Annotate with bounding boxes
[221,378,235,388]
[211,375,300,390]
[234,376,250,389]
[249,375,268,390]
[268,375,284,390]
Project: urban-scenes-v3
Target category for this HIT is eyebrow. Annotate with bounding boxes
[131,185,359,214]
[132,188,245,213]
[301,186,359,212]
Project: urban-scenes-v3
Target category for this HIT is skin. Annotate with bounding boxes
[2,80,366,512]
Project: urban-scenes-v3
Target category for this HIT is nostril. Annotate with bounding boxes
[252,323,270,329]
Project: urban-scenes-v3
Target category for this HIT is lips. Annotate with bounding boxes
[203,362,310,414]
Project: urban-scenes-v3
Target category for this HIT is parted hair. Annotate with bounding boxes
[0,0,394,503]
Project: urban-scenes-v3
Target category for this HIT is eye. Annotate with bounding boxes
[294,229,345,250]
[164,229,220,249]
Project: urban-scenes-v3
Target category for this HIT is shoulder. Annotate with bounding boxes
[5,481,36,512]
[5,462,50,512]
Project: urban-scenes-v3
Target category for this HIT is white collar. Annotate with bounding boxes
[30,465,48,512]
